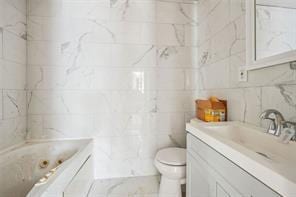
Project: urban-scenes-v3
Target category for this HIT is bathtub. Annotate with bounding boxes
[0,139,93,197]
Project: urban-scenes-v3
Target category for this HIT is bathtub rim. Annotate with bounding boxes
[26,138,93,196]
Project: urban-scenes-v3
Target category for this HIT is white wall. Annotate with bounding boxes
[196,0,296,126]
[0,0,27,151]
[26,0,198,178]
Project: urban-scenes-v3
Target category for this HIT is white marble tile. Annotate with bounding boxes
[262,85,296,122]
[111,44,156,67]
[200,58,230,89]
[157,46,198,68]
[196,0,221,22]
[94,112,155,137]
[28,17,115,43]
[88,176,160,197]
[185,68,199,90]
[229,15,245,55]
[28,41,111,66]
[94,135,157,162]
[63,1,110,20]
[156,68,185,90]
[27,65,97,90]
[0,90,2,119]
[25,0,198,180]
[27,115,43,139]
[28,0,63,17]
[42,114,95,138]
[0,0,27,152]
[0,117,26,150]
[156,24,185,46]
[209,23,233,63]
[154,112,185,134]
[3,90,26,119]
[230,0,245,21]
[95,68,157,90]
[2,60,26,89]
[28,90,100,115]
[205,0,230,37]
[156,1,198,25]
[1,0,26,38]
[197,39,211,66]
[157,91,195,113]
[0,28,3,58]
[110,22,156,44]
[96,91,157,113]
[111,0,156,23]
[3,31,26,64]
[5,0,27,15]
[185,25,198,46]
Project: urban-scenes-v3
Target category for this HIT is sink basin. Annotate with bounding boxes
[186,119,296,197]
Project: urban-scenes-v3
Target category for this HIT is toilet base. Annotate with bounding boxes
[159,176,185,197]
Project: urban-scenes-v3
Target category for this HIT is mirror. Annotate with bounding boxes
[246,0,296,70]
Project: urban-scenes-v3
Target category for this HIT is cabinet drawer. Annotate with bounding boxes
[187,133,281,197]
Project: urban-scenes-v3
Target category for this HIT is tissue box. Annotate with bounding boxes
[196,99,227,122]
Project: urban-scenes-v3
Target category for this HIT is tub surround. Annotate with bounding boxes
[26,0,198,179]
[0,0,27,151]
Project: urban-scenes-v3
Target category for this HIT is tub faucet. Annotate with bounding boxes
[260,109,285,136]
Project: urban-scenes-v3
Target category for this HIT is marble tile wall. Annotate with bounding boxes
[27,0,198,178]
[0,0,27,151]
[196,0,296,126]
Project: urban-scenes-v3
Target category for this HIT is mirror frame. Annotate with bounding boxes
[246,0,296,71]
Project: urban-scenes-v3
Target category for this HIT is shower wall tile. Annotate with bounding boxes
[157,46,198,68]
[27,0,198,178]
[196,0,296,128]
[0,29,2,58]
[0,0,27,151]
[110,0,156,23]
[156,1,198,25]
[3,90,27,119]
[2,61,26,89]
[3,31,26,64]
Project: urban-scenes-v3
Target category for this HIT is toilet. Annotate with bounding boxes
[154,147,186,197]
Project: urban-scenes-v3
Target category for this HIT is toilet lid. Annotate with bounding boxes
[156,148,186,166]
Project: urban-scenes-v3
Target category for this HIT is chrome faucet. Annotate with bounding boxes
[260,109,285,136]
[260,109,296,142]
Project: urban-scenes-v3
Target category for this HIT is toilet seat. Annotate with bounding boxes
[155,147,186,166]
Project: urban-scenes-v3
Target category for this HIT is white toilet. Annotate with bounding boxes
[154,147,186,197]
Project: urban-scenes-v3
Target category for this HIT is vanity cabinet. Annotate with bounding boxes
[187,133,281,197]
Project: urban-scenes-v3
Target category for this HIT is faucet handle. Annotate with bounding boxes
[260,109,285,136]
[282,121,296,141]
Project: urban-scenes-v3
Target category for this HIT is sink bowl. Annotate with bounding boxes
[202,123,296,162]
[186,119,296,197]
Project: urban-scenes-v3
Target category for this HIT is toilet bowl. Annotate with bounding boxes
[154,147,186,197]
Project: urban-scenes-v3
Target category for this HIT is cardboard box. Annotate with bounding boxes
[196,99,227,122]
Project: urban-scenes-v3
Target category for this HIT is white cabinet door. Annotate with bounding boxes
[187,152,243,197]
[187,134,281,197]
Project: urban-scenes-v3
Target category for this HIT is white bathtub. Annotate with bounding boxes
[0,139,93,197]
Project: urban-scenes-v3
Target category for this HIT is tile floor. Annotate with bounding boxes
[87,176,160,197]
